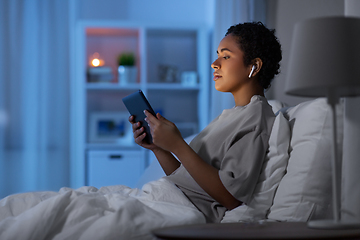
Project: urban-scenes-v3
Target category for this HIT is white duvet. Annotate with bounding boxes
[0,178,206,240]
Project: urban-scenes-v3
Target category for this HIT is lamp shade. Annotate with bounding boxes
[285,17,360,98]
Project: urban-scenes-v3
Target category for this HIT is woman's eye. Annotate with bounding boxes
[223,56,230,60]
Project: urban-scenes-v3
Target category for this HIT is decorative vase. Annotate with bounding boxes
[118,66,137,85]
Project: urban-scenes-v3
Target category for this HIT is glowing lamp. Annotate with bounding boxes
[89,52,105,67]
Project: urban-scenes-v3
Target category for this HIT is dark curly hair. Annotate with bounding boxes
[226,22,282,90]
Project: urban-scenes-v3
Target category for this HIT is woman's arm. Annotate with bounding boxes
[174,139,241,210]
[129,115,180,175]
[144,111,242,210]
[151,148,180,176]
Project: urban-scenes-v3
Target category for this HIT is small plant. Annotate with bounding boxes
[117,52,135,66]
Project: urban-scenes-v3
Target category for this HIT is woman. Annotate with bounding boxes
[130,21,282,223]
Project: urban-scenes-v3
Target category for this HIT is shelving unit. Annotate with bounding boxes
[70,21,210,188]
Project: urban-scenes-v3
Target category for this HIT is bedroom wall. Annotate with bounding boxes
[266,0,345,106]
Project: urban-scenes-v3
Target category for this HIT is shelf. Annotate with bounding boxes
[146,83,199,90]
[86,83,140,90]
[86,83,200,91]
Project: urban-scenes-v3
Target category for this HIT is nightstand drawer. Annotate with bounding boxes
[87,150,145,188]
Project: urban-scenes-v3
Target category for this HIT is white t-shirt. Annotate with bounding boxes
[165,95,275,223]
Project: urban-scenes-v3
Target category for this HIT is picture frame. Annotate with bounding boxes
[89,111,133,144]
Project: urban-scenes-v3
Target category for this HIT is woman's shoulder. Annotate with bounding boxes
[212,95,274,127]
[231,95,275,130]
[233,95,273,115]
[248,95,271,107]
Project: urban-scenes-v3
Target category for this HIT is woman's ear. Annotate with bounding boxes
[248,58,263,78]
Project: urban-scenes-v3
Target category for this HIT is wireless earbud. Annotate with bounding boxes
[249,65,256,78]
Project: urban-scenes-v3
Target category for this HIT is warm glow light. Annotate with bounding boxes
[91,58,100,67]
[89,52,105,67]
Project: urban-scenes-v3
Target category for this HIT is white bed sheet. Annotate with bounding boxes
[0,178,205,240]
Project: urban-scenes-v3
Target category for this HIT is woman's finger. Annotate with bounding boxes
[144,110,158,124]
[134,131,146,145]
[129,115,142,132]
[132,121,141,132]
[133,126,145,138]
[128,115,134,123]
[156,113,170,124]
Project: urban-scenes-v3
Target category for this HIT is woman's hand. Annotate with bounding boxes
[128,115,158,151]
[144,110,184,153]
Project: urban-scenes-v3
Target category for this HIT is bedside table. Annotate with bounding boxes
[153,222,360,240]
[87,149,145,188]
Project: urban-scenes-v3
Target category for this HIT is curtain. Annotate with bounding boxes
[210,0,267,120]
[0,0,71,198]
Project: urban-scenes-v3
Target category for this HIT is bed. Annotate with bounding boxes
[0,98,341,240]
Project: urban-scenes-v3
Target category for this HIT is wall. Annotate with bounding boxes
[266,0,345,106]
[77,0,215,27]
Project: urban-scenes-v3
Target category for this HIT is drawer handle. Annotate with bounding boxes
[109,155,123,160]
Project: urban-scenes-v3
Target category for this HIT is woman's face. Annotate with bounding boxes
[211,34,252,94]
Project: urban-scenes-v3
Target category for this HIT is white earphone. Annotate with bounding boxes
[249,65,256,78]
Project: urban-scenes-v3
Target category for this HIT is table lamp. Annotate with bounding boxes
[285,16,360,229]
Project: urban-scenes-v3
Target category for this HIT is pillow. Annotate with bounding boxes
[222,111,290,222]
[268,99,288,114]
[268,98,343,221]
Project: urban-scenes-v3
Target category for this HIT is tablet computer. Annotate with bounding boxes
[122,90,156,143]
